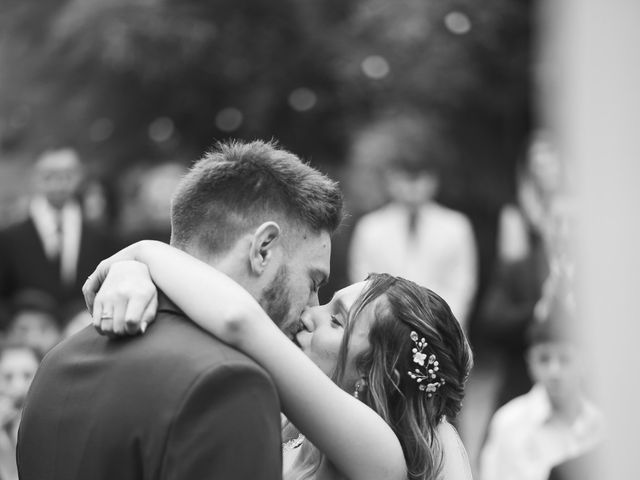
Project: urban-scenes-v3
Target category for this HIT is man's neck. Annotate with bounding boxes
[178,241,261,301]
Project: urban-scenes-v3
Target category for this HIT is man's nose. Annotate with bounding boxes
[300,307,315,331]
[308,292,320,308]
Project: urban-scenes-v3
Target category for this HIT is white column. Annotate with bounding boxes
[543,0,640,477]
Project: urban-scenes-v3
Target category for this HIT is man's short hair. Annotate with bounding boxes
[170,140,343,253]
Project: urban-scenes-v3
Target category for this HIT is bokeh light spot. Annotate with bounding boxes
[148,117,174,143]
[444,11,472,35]
[89,118,114,142]
[361,55,390,79]
[288,88,317,112]
[215,107,243,132]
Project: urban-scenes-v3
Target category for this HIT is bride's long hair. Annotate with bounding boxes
[283,273,473,480]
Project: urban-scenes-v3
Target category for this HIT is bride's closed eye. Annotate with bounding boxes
[330,314,344,328]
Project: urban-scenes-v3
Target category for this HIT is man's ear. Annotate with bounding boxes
[249,221,282,275]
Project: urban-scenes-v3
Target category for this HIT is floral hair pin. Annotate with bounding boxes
[407,331,445,398]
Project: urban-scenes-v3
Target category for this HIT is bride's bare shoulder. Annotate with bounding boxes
[436,421,473,480]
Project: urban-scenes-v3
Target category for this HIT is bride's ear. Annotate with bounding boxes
[249,222,282,274]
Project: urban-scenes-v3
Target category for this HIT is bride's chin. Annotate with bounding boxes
[292,332,312,355]
[291,333,303,349]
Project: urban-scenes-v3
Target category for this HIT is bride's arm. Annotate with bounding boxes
[85,241,407,480]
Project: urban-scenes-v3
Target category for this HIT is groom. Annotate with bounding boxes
[17,140,343,479]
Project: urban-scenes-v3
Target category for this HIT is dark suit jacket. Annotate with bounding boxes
[0,215,119,323]
[17,303,283,480]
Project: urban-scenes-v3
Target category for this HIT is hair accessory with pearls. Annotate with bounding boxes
[407,331,445,398]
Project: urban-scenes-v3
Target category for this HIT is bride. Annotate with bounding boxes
[83,240,474,480]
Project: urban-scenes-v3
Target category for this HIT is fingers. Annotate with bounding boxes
[110,296,128,336]
[92,299,109,336]
[140,293,159,333]
[83,272,100,314]
[123,297,149,334]
[125,289,158,334]
[97,297,156,336]
[83,259,112,314]
[91,293,120,337]
[92,290,158,337]
[88,260,159,337]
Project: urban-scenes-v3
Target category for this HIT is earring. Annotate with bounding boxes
[353,379,366,399]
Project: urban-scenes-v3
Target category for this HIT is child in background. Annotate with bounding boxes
[480,300,604,480]
[6,291,62,356]
[0,342,41,480]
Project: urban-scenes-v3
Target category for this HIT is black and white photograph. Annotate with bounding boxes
[0,1,637,479]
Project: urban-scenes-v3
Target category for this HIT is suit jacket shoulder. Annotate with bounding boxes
[18,310,282,480]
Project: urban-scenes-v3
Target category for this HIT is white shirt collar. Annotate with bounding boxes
[29,195,82,284]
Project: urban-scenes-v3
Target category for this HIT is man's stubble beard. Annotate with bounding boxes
[259,264,294,337]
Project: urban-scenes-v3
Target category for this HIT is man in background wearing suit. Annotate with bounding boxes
[0,148,118,328]
[17,140,343,479]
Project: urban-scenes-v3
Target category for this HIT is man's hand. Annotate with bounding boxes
[85,260,158,336]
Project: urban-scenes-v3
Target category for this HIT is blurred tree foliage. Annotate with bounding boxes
[0,0,533,208]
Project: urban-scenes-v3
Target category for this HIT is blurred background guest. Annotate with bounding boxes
[478,132,563,410]
[348,114,477,328]
[0,342,41,480]
[0,148,119,330]
[4,290,62,357]
[479,289,603,480]
[116,162,187,245]
[1,0,634,477]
